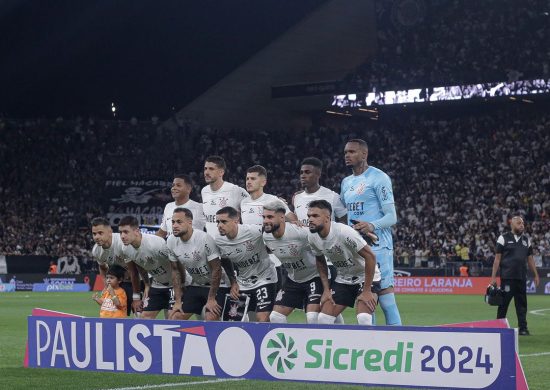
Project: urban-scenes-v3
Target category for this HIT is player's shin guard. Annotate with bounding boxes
[379,293,402,325]
[334,313,345,324]
[306,311,319,324]
[269,311,288,323]
[317,313,336,324]
[357,313,373,325]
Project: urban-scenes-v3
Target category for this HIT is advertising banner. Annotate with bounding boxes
[103,179,171,226]
[394,276,550,295]
[32,278,90,292]
[27,316,516,389]
[0,281,16,292]
[394,277,495,294]
[0,274,95,291]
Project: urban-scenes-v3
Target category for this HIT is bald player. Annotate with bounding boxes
[341,139,402,325]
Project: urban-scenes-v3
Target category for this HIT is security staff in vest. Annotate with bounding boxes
[490,216,539,335]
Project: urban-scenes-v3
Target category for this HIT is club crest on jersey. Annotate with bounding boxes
[244,240,254,251]
[192,250,201,262]
[219,197,228,207]
[288,244,299,257]
[333,245,343,255]
[522,240,528,247]
[356,183,366,195]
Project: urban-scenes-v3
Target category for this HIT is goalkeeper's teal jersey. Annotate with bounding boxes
[340,166,395,250]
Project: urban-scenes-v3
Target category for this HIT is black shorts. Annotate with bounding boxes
[332,281,382,308]
[143,286,174,312]
[241,282,277,312]
[182,286,229,315]
[275,277,323,309]
[328,265,338,285]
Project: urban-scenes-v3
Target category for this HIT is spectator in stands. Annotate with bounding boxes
[0,104,548,273]
[48,260,57,274]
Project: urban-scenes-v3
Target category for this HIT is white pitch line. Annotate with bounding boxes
[529,308,550,316]
[519,352,550,358]
[105,378,244,390]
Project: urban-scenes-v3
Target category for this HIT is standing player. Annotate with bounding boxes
[240,165,298,292]
[262,200,322,324]
[167,207,227,321]
[240,165,297,225]
[307,200,381,325]
[119,216,190,319]
[157,174,206,239]
[341,139,402,326]
[293,157,347,324]
[215,206,277,322]
[91,217,142,315]
[201,155,249,236]
[293,157,347,225]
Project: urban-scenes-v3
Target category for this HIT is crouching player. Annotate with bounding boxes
[307,200,381,325]
[215,206,278,322]
[262,200,323,324]
[167,207,228,321]
[119,216,191,319]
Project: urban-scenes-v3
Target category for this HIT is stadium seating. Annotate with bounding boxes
[0,103,548,269]
[343,0,550,92]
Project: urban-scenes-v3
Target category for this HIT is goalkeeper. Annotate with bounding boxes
[340,139,402,325]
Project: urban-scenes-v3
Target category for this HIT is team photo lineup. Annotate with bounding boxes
[92,140,402,327]
[2,1,550,388]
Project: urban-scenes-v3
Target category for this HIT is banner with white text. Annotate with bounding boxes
[27,316,516,389]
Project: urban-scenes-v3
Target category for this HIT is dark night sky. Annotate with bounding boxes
[0,0,326,119]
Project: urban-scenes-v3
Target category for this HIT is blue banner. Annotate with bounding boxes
[27,316,516,388]
[31,278,90,292]
[0,282,16,292]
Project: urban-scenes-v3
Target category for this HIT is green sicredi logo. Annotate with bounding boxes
[266,333,298,373]
[305,339,414,372]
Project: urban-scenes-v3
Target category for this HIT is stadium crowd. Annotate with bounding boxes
[1,103,549,269]
[346,0,550,91]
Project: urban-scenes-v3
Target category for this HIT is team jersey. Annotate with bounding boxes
[240,192,290,267]
[122,234,176,288]
[341,166,395,250]
[263,223,319,283]
[166,229,228,287]
[308,222,381,285]
[215,224,277,290]
[92,233,127,268]
[201,182,249,236]
[160,199,206,237]
[240,193,291,225]
[293,186,347,225]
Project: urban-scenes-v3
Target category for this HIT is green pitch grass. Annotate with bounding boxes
[1,292,548,390]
